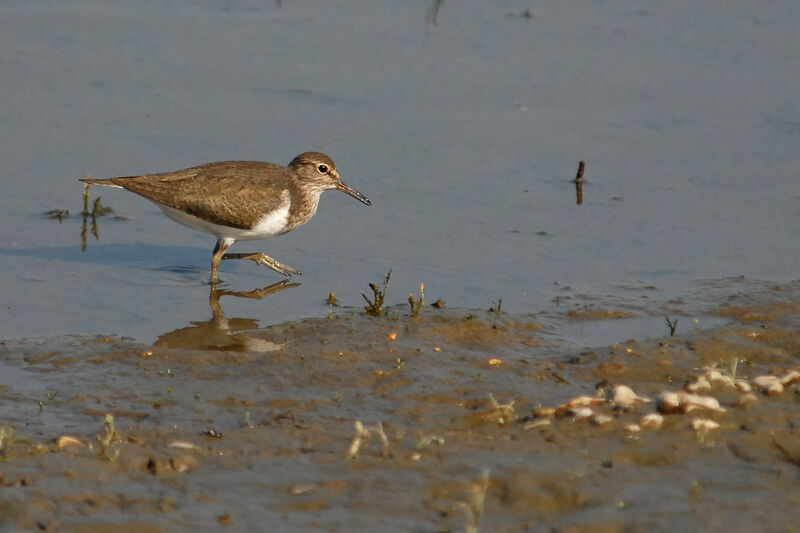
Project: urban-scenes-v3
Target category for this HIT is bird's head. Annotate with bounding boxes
[289,152,371,206]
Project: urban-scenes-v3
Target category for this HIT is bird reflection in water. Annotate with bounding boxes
[154,279,299,352]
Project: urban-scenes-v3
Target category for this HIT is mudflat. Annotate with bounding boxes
[1,278,798,531]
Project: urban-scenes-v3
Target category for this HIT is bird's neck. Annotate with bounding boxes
[288,185,325,230]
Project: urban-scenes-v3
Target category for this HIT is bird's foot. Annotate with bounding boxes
[222,252,301,277]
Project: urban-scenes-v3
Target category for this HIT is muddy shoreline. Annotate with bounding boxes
[1,278,799,532]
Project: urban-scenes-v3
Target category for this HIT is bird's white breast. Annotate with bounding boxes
[155,191,291,241]
[248,196,292,239]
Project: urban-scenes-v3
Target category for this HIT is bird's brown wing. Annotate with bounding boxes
[86,161,291,229]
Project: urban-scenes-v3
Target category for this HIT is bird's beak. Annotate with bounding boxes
[336,180,372,206]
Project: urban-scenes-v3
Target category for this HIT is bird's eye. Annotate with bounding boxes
[316,164,329,174]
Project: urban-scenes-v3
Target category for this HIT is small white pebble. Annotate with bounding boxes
[57,435,83,448]
[167,441,200,450]
[567,395,603,407]
[735,379,752,393]
[753,375,781,387]
[556,395,603,415]
[569,407,595,421]
[592,414,614,426]
[705,370,735,387]
[780,370,800,386]
[737,393,759,408]
[685,376,711,393]
[523,419,552,430]
[656,391,682,414]
[612,385,651,407]
[764,381,784,395]
[640,413,664,429]
[685,394,725,413]
[624,423,641,433]
[656,391,725,414]
[613,385,637,406]
[691,418,720,432]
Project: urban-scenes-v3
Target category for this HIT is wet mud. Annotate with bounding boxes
[1,278,799,532]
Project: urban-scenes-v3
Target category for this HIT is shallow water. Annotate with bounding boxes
[0,1,798,342]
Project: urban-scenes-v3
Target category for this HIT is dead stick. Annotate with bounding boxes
[574,161,585,205]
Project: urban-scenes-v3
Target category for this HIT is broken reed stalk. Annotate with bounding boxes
[665,317,678,336]
[575,161,585,183]
[80,179,113,250]
[91,196,112,217]
[575,160,585,205]
[81,182,92,251]
[80,218,88,252]
[96,414,120,462]
[82,181,91,216]
[327,291,338,319]
[98,414,116,447]
[362,269,391,316]
[408,283,425,317]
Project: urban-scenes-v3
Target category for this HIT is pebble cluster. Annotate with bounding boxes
[525,366,800,435]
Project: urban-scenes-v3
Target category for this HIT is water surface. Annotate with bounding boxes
[0,1,796,341]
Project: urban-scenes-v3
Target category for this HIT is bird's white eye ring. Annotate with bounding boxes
[316,164,329,174]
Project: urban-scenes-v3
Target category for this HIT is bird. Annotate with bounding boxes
[81,152,371,283]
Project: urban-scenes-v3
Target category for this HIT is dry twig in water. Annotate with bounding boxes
[665,316,678,336]
[574,160,585,205]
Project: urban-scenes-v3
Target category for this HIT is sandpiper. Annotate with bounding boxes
[81,152,371,283]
